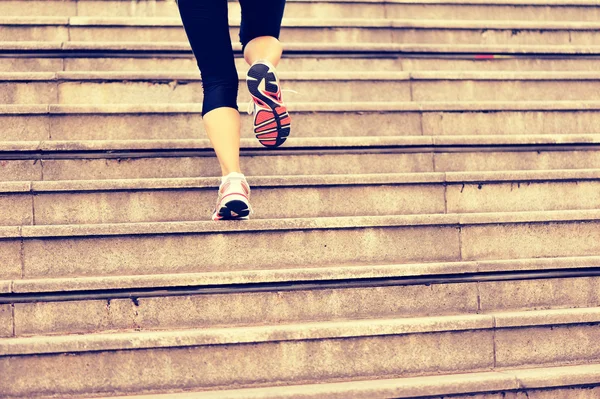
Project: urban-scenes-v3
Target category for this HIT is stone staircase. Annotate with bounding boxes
[2,0,600,397]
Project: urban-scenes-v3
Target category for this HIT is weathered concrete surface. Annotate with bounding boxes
[0,240,22,280]
[0,25,68,42]
[8,72,600,105]
[479,277,600,312]
[0,330,494,397]
[0,0,77,17]
[434,150,600,172]
[423,110,600,136]
[0,174,592,224]
[12,283,479,336]
[5,256,600,294]
[496,324,600,368]
[13,300,114,337]
[0,82,56,104]
[0,160,42,182]
[98,385,600,399]
[95,363,600,398]
[30,184,445,224]
[4,144,600,182]
[20,224,461,278]
[0,304,12,338]
[0,115,49,141]
[0,194,32,226]
[37,152,435,180]
[461,220,600,261]
[446,181,600,214]
[5,0,600,22]
[40,23,600,47]
[53,55,600,74]
[54,79,412,104]
[0,57,63,73]
[47,110,421,140]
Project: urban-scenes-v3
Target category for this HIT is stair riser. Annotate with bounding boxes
[4,25,600,46]
[3,79,599,104]
[8,284,479,337]
[0,111,424,141]
[1,80,414,105]
[5,56,600,74]
[2,184,446,225]
[5,1,600,22]
[1,225,462,279]
[7,277,600,338]
[3,323,600,398]
[2,180,600,225]
[2,219,599,280]
[2,150,599,182]
[3,110,600,141]
[0,0,77,17]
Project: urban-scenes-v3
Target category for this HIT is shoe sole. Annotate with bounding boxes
[214,199,251,221]
[247,63,291,148]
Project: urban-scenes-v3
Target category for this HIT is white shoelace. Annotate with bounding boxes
[246,89,299,115]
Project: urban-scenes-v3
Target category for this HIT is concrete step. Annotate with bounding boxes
[4,254,598,293]
[91,364,600,399]
[6,53,600,74]
[1,135,599,181]
[0,40,600,60]
[3,17,600,46]
[1,169,600,225]
[3,255,600,337]
[6,102,600,141]
[2,307,600,397]
[3,71,600,105]
[0,209,599,280]
[3,0,600,22]
[6,41,600,55]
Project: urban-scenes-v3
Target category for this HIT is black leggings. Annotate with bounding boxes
[176,0,286,116]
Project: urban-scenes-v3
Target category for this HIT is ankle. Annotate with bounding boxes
[222,171,245,183]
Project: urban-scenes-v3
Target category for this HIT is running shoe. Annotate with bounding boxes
[212,172,252,221]
[246,59,291,148]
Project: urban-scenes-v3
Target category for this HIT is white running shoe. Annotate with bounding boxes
[212,172,252,221]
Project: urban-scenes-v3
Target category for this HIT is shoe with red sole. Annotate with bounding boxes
[246,60,291,148]
[212,172,252,221]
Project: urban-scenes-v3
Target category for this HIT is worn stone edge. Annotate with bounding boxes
[4,255,600,294]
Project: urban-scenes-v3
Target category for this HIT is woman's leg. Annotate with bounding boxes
[239,0,285,66]
[177,0,251,221]
[176,0,241,176]
[239,0,290,148]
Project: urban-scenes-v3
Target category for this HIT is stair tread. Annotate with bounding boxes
[0,209,598,240]
[88,363,600,399]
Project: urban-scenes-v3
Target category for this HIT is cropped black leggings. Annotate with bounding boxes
[176,0,286,116]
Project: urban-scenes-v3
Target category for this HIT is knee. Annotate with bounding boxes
[202,77,239,117]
